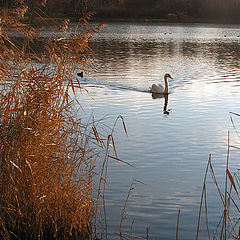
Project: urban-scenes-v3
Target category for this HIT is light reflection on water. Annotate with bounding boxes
[77,23,240,239]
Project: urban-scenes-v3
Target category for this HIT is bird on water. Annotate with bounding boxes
[149,73,172,94]
[77,72,83,78]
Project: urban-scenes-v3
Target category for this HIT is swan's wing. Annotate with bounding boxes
[157,84,164,92]
[150,84,164,93]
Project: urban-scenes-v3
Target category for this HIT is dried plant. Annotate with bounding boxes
[196,113,240,240]
[0,2,106,239]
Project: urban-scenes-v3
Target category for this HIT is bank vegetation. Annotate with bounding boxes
[0,1,110,239]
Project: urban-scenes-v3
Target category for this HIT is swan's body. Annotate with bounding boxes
[150,73,172,94]
[150,83,165,93]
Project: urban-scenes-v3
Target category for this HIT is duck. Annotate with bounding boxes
[77,72,83,78]
[149,73,172,94]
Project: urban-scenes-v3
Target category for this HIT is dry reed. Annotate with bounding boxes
[0,2,106,239]
[196,112,240,239]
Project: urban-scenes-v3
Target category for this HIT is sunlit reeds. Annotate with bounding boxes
[0,3,106,239]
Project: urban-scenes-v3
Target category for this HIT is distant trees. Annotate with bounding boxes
[92,0,240,19]
[166,0,202,16]
[125,0,157,9]
[0,0,240,20]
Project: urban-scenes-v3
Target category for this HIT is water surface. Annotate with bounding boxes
[77,23,240,239]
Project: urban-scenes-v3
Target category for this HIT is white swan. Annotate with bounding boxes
[150,73,172,94]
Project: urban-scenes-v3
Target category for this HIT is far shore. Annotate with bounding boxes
[92,16,240,25]
[22,16,240,26]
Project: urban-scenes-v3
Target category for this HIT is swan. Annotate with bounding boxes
[150,73,172,94]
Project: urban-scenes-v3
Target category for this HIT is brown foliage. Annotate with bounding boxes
[0,3,104,239]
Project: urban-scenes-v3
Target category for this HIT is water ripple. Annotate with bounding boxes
[77,23,240,239]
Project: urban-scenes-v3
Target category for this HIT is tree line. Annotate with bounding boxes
[1,0,240,20]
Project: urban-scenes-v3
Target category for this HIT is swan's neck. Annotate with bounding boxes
[163,76,169,94]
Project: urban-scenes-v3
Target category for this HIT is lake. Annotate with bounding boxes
[76,23,240,239]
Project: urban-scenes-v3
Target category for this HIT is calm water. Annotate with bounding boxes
[76,23,240,239]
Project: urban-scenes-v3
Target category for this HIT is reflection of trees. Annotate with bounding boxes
[21,36,239,75]
[180,41,240,69]
[89,39,175,73]
[89,38,240,79]
[90,39,174,59]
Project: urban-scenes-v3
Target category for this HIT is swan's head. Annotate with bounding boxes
[165,73,173,79]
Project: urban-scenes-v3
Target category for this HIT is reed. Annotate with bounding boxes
[196,112,240,239]
[0,3,106,239]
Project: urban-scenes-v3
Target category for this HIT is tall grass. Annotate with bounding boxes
[0,3,106,239]
[196,113,240,239]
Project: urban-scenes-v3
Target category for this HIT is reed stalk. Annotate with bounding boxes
[196,112,240,239]
[0,2,106,239]
[176,208,180,240]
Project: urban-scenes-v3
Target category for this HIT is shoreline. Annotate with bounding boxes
[24,15,240,26]
[91,17,240,25]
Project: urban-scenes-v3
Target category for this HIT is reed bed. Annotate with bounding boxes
[196,112,240,240]
[0,3,107,239]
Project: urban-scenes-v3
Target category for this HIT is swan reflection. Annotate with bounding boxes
[151,93,170,115]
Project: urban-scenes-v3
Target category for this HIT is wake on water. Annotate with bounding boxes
[73,77,150,93]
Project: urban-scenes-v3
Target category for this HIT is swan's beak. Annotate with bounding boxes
[169,75,173,79]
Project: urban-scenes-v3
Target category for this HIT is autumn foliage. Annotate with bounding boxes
[0,1,104,239]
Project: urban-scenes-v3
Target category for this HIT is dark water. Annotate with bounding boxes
[76,23,240,239]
